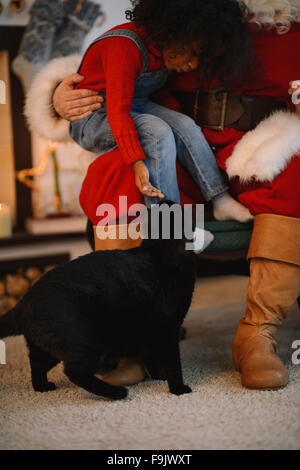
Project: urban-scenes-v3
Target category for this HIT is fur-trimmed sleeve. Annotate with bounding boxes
[24,55,82,143]
[226,110,300,183]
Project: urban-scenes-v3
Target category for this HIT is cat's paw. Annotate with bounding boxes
[170,385,192,396]
[33,381,57,392]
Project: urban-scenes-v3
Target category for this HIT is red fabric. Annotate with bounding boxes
[80,149,143,224]
[230,156,300,219]
[80,150,206,225]
[80,22,300,224]
[76,22,165,166]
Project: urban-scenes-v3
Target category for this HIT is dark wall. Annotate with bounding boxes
[1,26,32,230]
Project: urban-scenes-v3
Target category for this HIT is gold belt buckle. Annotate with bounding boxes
[194,88,228,131]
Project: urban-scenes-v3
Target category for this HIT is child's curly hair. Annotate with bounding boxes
[126,0,253,87]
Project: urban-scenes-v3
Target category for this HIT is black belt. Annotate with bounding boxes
[173,88,287,132]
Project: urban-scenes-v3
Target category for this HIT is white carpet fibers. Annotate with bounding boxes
[0,275,299,450]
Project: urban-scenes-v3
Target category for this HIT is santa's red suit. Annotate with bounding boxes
[25,14,300,391]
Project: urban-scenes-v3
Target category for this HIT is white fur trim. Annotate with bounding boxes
[226,110,300,183]
[242,1,300,34]
[24,55,82,143]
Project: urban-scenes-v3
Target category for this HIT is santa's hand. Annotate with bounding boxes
[53,73,104,121]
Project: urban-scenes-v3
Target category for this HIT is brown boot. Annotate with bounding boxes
[232,214,300,390]
[101,357,146,386]
[93,223,142,251]
[93,224,145,386]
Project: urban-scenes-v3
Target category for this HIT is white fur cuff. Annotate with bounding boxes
[226,110,300,183]
[24,55,82,143]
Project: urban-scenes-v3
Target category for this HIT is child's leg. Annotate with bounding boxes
[143,102,253,222]
[132,112,181,206]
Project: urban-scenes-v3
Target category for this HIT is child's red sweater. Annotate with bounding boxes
[76,22,175,166]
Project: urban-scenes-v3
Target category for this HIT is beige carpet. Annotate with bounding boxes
[0,275,299,450]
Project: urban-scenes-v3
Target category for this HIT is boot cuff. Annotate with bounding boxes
[248,214,300,266]
[93,224,142,251]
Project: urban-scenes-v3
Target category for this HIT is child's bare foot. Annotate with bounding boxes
[213,192,253,223]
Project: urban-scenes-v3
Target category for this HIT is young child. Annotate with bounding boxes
[69,0,253,222]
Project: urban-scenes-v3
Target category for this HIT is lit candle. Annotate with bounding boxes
[0,203,12,239]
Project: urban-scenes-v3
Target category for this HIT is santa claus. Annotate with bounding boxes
[25,0,300,390]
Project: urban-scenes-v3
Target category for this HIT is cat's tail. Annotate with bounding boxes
[0,303,23,339]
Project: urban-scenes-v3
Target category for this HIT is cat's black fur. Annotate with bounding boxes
[0,201,197,400]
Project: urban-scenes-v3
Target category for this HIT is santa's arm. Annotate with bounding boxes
[226,110,300,184]
[24,55,102,143]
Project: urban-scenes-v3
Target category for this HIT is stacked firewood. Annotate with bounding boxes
[0,265,56,316]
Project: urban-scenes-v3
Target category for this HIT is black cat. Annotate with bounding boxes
[0,201,198,400]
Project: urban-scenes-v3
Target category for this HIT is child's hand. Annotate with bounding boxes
[288,81,300,115]
[132,161,164,198]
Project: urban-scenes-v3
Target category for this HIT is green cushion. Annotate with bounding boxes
[204,220,253,252]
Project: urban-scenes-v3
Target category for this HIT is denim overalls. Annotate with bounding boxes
[70,29,228,205]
